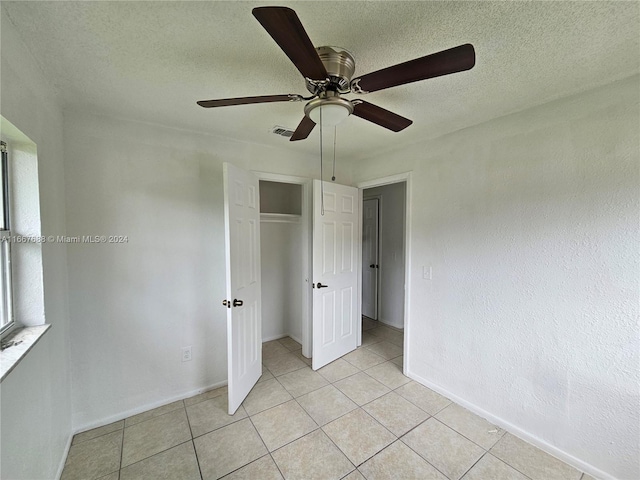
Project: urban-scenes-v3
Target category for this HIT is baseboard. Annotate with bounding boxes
[377,318,404,331]
[406,369,617,480]
[262,333,289,342]
[75,331,305,436]
[72,379,228,435]
[262,332,303,346]
[55,431,73,480]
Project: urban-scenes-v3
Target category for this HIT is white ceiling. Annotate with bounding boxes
[2,1,638,160]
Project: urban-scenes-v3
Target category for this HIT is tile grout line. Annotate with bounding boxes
[396,437,453,480]
[325,407,399,468]
[357,402,401,441]
[429,414,497,453]
[225,332,403,476]
[363,332,509,471]
[233,414,270,477]
[486,451,536,480]
[388,384,451,418]
[118,439,194,474]
[457,450,489,480]
[190,438,205,480]
[119,405,195,472]
[70,421,125,446]
[253,362,361,475]
[308,333,404,471]
[245,405,317,477]
[190,414,246,441]
[123,401,186,429]
[359,363,407,391]
[182,400,205,480]
[322,343,473,474]
[268,451,287,480]
[118,418,125,478]
[261,355,544,480]
[184,386,228,408]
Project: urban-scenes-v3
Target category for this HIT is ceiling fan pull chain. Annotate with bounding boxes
[320,108,325,216]
[332,126,336,182]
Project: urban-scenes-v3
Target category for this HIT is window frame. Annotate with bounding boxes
[0,140,14,335]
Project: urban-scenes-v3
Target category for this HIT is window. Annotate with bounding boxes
[0,141,14,334]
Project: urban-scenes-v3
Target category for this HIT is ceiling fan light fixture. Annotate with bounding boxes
[304,95,354,126]
[308,103,350,126]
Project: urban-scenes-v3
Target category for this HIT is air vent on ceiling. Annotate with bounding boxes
[271,125,294,138]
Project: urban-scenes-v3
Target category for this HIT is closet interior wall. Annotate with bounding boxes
[259,181,304,343]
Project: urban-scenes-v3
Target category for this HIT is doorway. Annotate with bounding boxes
[362,197,379,320]
[358,173,411,373]
[256,173,312,358]
[256,173,360,368]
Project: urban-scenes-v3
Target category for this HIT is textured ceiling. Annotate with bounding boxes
[2,1,638,160]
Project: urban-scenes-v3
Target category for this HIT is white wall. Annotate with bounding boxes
[0,9,73,480]
[260,218,303,342]
[351,75,640,480]
[63,110,319,430]
[364,182,406,329]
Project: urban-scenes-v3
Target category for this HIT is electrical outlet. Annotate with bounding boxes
[182,346,192,362]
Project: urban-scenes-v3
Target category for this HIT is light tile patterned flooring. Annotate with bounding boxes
[62,318,593,480]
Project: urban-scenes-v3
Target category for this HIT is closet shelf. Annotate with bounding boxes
[260,213,302,224]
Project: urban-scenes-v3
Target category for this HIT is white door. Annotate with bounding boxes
[362,198,379,319]
[223,163,262,414]
[312,180,360,370]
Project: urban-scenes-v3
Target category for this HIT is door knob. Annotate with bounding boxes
[233,299,243,307]
[222,299,230,308]
[316,283,328,289]
[370,264,375,268]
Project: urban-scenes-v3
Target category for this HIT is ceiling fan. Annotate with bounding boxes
[197,6,475,141]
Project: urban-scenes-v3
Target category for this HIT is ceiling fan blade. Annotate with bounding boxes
[352,101,412,132]
[351,43,475,94]
[197,94,296,108]
[252,6,328,81]
[290,116,316,141]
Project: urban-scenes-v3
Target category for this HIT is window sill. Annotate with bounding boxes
[0,324,50,382]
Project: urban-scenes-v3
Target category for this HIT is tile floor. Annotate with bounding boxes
[62,318,593,480]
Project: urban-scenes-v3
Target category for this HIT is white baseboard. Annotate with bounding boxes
[406,369,617,480]
[76,332,306,436]
[72,379,228,435]
[377,318,404,331]
[262,332,303,346]
[262,333,289,342]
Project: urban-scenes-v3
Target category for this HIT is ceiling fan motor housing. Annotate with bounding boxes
[306,46,356,93]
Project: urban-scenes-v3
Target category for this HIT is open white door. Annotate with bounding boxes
[362,198,379,319]
[312,180,359,370]
[223,163,262,414]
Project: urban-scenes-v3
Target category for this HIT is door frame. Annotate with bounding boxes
[357,172,412,375]
[253,171,312,359]
[362,195,381,320]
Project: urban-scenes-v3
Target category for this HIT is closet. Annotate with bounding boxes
[259,180,305,345]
